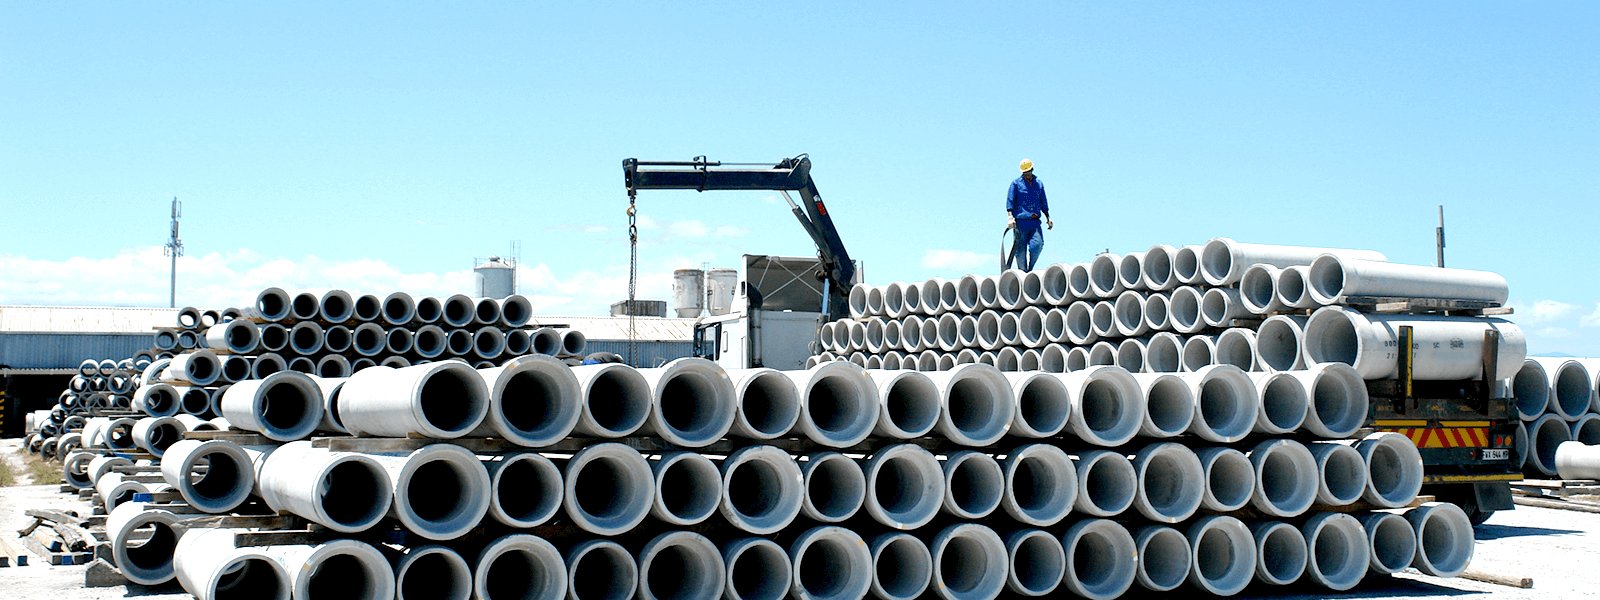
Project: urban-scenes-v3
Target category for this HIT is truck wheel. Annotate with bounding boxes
[1468,508,1494,526]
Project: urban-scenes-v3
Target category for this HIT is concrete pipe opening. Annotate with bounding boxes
[1187,365,1257,443]
[1171,245,1201,284]
[351,323,385,357]
[287,541,395,600]
[344,361,490,439]
[1061,519,1136,600]
[502,328,530,356]
[175,533,291,600]
[288,292,319,321]
[97,472,148,513]
[931,524,1007,600]
[170,350,222,386]
[1133,373,1194,438]
[1249,372,1309,435]
[1407,502,1475,577]
[1006,529,1065,596]
[1020,306,1046,347]
[567,540,637,600]
[1006,371,1072,438]
[978,276,1000,310]
[649,451,721,526]
[1020,349,1042,371]
[1002,444,1078,526]
[318,290,355,324]
[1113,291,1149,337]
[1043,308,1070,345]
[1133,526,1189,592]
[1290,363,1369,438]
[786,361,879,448]
[322,324,352,355]
[1132,443,1204,523]
[563,443,652,536]
[1545,358,1592,420]
[64,451,96,489]
[957,316,979,351]
[790,527,871,600]
[1358,432,1425,506]
[1089,254,1123,298]
[475,535,566,600]
[800,452,865,522]
[309,376,349,433]
[1168,286,1204,334]
[487,453,562,528]
[1064,301,1095,346]
[864,444,944,530]
[848,284,871,318]
[1142,245,1176,290]
[529,327,561,356]
[1213,328,1257,371]
[1040,345,1067,374]
[1062,366,1144,447]
[1181,335,1215,372]
[472,298,502,327]
[316,355,351,379]
[1276,265,1312,308]
[476,355,582,447]
[1250,521,1307,586]
[885,282,908,318]
[1239,264,1284,314]
[381,292,416,326]
[442,294,475,328]
[161,439,254,514]
[1073,450,1136,517]
[1360,511,1417,576]
[386,327,414,355]
[974,311,1000,350]
[135,383,181,418]
[498,294,532,328]
[1256,315,1308,372]
[352,294,381,322]
[1090,302,1116,339]
[728,368,801,439]
[287,356,317,374]
[1186,515,1255,596]
[1512,360,1552,420]
[721,445,803,534]
[383,444,491,540]
[108,502,181,585]
[1041,264,1070,305]
[1302,513,1368,591]
[1310,442,1368,506]
[998,270,1024,310]
[252,287,292,322]
[942,450,1003,519]
[1197,447,1255,512]
[1066,263,1092,298]
[396,546,471,600]
[290,321,325,355]
[902,283,924,316]
[220,371,323,441]
[257,443,391,532]
[1199,287,1241,329]
[1249,439,1318,518]
[560,329,587,356]
[1022,270,1045,305]
[473,327,506,360]
[208,319,261,355]
[724,538,790,600]
[870,533,931,600]
[934,313,959,352]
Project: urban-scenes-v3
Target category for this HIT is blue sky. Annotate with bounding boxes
[2,3,1597,354]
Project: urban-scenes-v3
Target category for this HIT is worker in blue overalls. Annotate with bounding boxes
[1006,158,1053,271]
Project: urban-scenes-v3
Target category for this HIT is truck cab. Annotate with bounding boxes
[693,254,857,371]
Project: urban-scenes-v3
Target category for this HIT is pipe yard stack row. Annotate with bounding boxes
[1511,357,1600,477]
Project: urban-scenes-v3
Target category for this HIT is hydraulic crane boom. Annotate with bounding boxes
[623,154,856,321]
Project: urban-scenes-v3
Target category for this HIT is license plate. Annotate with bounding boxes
[1481,448,1510,461]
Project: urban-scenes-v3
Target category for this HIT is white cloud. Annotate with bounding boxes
[921,249,989,271]
[713,225,749,238]
[1536,326,1575,340]
[1516,299,1578,323]
[583,225,609,234]
[669,220,711,238]
[1581,302,1600,328]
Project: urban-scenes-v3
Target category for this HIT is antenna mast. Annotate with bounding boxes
[1435,205,1446,268]
[163,197,184,308]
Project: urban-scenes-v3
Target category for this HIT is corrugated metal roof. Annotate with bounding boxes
[527,315,696,342]
[0,333,155,369]
[0,305,180,334]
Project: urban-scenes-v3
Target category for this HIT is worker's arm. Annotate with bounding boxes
[1040,182,1053,229]
[1005,181,1018,227]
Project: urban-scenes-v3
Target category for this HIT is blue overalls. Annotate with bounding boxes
[1006,175,1049,271]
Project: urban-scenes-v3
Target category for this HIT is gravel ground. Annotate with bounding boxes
[3,435,1599,599]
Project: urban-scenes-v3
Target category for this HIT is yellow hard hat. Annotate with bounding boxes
[1019,158,1034,173]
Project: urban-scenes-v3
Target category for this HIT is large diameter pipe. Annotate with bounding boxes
[1275,264,1316,308]
[1282,362,1369,438]
[1040,264,1071,305]
[160,439,255,514]
[1359,511,1418,576]
[353,293,381,322]
[1145,331,1182,372]
[247,287,293,323]
[941,450,1003,519]
[636,357,736,447]
[1168,286,1205,334]
[107,502,182,585]
[868,369,940,439]
[134,383,181,418]
[1200,287,1248,328]
[569,363,651,437]
[485,452,562,528]
[290,321,326,355]
[1004,529,1064,597]
[220,371,324,441]
[339,361,490,438]
[173,528,290,600]
[266,540,394,600]
[720,538,790,600]
[727,368,802,439]
[562,443,652,536]
[1555,440,1600,479]
[1356,432,1425,508]
[442,294,475,328]
[205,319,260,355]
[165,349,222,386]
[1186,515,1256,596]
[1304,306,1526,380]
[1060,519,1136,600]
[474,534,566,600]
[1058,366,1144,447]
[870,533,932,600]
[647,451,721,526]
[799,452,865,523]
[1256,314,1308,372]
[1213,328,1257,371]
[97,472,148,513]
[1133,525,1190,593]
[1184,365,1258,443]
[784,362,879,448]
[257,441,393,532]
[1239,264,1289,314]
[396,545,471,600]
[1528,413,1571,477]
[1309,442,1368,506]
[371,444,490,540]
[930,524,1008,600]
[720,445,803,534]
[1088,253,1124,298]
[863,444,944,530]
[997,269,1025,310]
[567,540,637,600]
[1073,449,1136,517]
[1308,254,1509,304]
[1133,374,1194,437]
[789,526,872,600]
[1143,244,1177,291]
[1004,371,1071,438]
[1248,438,1319,518]
[884,282,909,318]
[63,451,97,489]
[1180,334,1215,372]
[1201,237,1387,287]
[1530,357,1593,421]
[1405,502,1475,578]
[471,355,581,447]
[1001,443,1078,526]
[1248,371,1310,435]
[1301,512,1369,591]
[1249,521,1307,586]
[1131,442,1204,523]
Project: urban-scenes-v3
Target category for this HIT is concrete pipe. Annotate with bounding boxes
[1003,371,1071,438]
[915,318,939,355]
[348,322,384,357]
[1201,238,1386,287]
[1239,264,1290,314]
[993,347,1019,371]
[485,452,562,528]
[470,297,502,328]
[997,269,1025,311]
[527,328,564,357]
[720,445,803,534]
[1248,438,1319,518]
[1256,314,1308,372]
[924,363,1013,446]
[1285,363,1369,438]
[206,319,260,355]
[503,327,531,356]
[1184,365,1258,443]
[474,534,566,600]
[716,539,789,600]
[1001,443,1078,526]
[1144,291,1171,332]
[1276,264,1316,309]
[645,451,721,526]
[173,528,290,600]
[1528,414,1573,476]
[253,324,289,356]
[1039,345,1068,374]
[1511,359,1552,421]
[241,353,277,380]
[997,312,1022,347]
[1304,306,1526,381]
[1022,270,1046,306]
[289,321,326,355]
[1064,301,1096,346]
[1005,529,1065,597]
[1405,502,1476,578]
[784,361,878,447]
[473,326,506,360]
[104,417,139,450]
[1073,450,1137,517]
[316,355,351,379]
[1088,253,1125,299]
[870,533,932,600]
[868,369,939,439]
[884,281,910,318]
[1019,306,1047,347]
[56,432,82,460]
[177,305,203,329]
[1181,335,1216,372]
[863,443,944,530]
[87,454,131,487]
[1145,332,1183,373]
[107,502,181,585]
[378,292,415,326]
[160,439,254,513]
[1131,442,1204,523]
[1020,348,1042,371]
[1249,521,1307,586]
[1248,371,1310,435]
[566,540,637,600]
[1356,432,1425,507]
[97,472,149,513]
[220,370,324,441]
[1172,244,1203,284]
[799,452,865,522]
[246,287,293,323]
[1309,254,1508,305]
[1133,525,1190,593]
[901,315,926,352]
[134,383,181,418]
[1185,515,1256,596]
[1200,287,1248,329]
[848,284,872,318]
[883,319,902,354]
[311,289,353,325]
[902,281,926,317]
[724,368,802,439]
[308,375,350,433]
[396,545,471,600]
[979,275,1001,310]
[1059,366,1144,447]
[282,291,317,321]
[1213,328,1257,371]
[261,541,394,600]
[1531,357,1593,421]
[178,330,200,349]
[884,351,906,370]
[1116,338,1148,373]
[790,526,872,600]
[1064,263,1092,299]
[472,355,582,447]
[63,451,96,489]
[1553,440,1600,479]
[369,444,491,540]
[165,350,222,386]
[559,329,588,356]
[441,294,475,328]
[139,358,171,386]
[1133,373,1195,437]
[1042,308,1070,345]
[1168,286,1205,334]
[956,316,979,351]
[1059,519,1136,600]
[562,443,652,535]
[386,326,415,355]
[1359,511,1418,576]
[340,361,490,438]
[915,351,938,372]
[1301,512,1370,591]
[1113,291,1150,337]
[941,450,1003,519]
[930,278,961,314]
[287,356,317,374]
[256,441,392,532]
[1041,264,1071,305]
[1089,301,1116,339]
[352,293,381,322]
[1084,343,1111,368]
[929,523,1007,600]
[1309,442,1368,506]
[934,313,960,352]
[828,319,852,354]
[133,416,184,457]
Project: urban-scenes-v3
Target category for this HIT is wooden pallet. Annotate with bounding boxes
[1512,479,1600,498]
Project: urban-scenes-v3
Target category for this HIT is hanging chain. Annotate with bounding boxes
[626,193,639,366]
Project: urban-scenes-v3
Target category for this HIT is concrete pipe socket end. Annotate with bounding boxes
[441,294,475,328]
[562,443,652,536]
[1185,365,1257,443]
[870,533,931,600]
[866,370,939,439]
[473,355,581,447]
[206,319,261,355]
[1359,511,1417,576]
[721,445,804,534]
[1255,314,1307,371]
[637,357,736,447]
[289,321,326,355]
[727,368,802,439]
[1186,515,1256,596]
[395,545,472,600]
[133,416,184,457]
[1072,450,1137,518]
[1290,363,1370,438]
[1406,502,1475,577]
[1133,525,1190,592]
[785,362,880,448]
[800,452,865,523]
[1005,529,1065,597]
[486,453,563,528]
[1060,366,1145,447]
[1060,519,1137,600]
[274,540,395,600]
[413,296,443,324]
[340,361,490,439]
[1132,442,1204,523]
[1248,371,1309,435]
[863,444,944,530]
[473,534,566,600]
[722,538,791,600]
[1001,444,1078,526]
[789,526,872,600]
[566,540,637,600]
[257,441,393,532]
[220,371,325,442]
[472,327,506,360]
[930,523,1007,600]
[381,444,491,540]
[1005,371,1071,438]
[107,502,182,585]
[1248,439,1319,518]
[1356,432,1425,507]
[1512,359,1553,420]
[1249,521,1307,586]
[649,451,722,526]
[941,450,1003,519]
[1301,512,1370,591]
[1195,447,1254,512]
[635,531,724,600]
[1132,373,1194,438]
[569,363,651,437]
[1310,442,1369,506]
[97,472,149,514]
[173,529,291,600]
[252,287,293,322]
[159,439,255,514]
[168,350,223,386]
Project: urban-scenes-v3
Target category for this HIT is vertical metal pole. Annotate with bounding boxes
[164,197,184,308]
[1436,205,1446,268]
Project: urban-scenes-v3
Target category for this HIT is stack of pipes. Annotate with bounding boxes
[1510,357,1600,477]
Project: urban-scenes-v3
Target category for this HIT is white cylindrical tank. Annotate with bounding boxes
[706,268,738,316]
[474,257,516,299]
[673,269,706,318]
